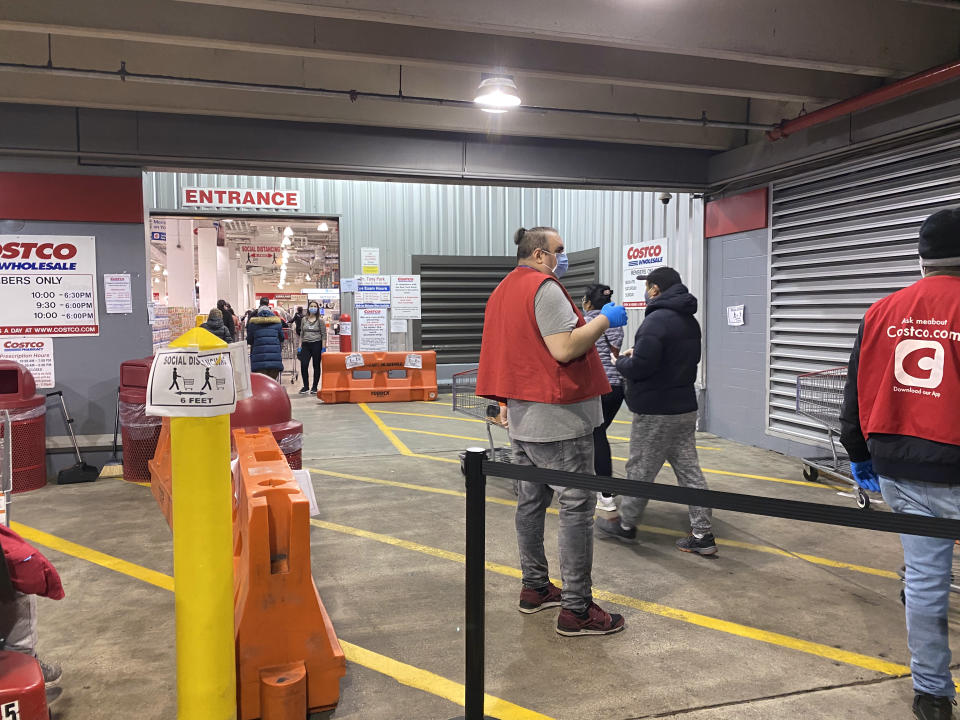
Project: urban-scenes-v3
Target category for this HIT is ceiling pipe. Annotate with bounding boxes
[768,58,960,141]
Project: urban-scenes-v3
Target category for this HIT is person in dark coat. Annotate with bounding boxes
[216,300,236,341]
[200,308,232,342]
[594,266,716,555]
[246,305,285,379]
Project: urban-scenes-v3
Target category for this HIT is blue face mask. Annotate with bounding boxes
[309,307,319,314]
[543,249,569,278]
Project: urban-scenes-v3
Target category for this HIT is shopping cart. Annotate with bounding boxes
[280,327,300,386]
[452,368,511,473]
[795,366,875,509]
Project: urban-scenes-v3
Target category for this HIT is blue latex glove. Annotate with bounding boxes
[600,302,628,328]
[850,460,880,493]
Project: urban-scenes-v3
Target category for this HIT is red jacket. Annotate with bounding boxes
[840,275,960,483]
[477,266,611,404]
[0,525,65,600]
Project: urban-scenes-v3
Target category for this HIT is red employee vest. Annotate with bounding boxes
[476,266,611,404]
[858,275,960,447]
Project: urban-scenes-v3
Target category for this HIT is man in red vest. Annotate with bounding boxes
[478,226,628,637]
[840,208,960,720]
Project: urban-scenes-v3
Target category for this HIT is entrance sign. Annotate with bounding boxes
[357,308,388,352]
[0,337,55,387]
[182,188,301,210]
[0,235,99,336]
[391,275,421,319]
[623,240,667,309]
[146,347,237,417]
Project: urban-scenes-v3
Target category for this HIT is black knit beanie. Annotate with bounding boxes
[919,208,960,267]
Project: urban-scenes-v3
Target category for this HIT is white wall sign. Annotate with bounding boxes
[355,275,391,308]
[622,240,667,309]
[103,273,133,314]
[239,245,283,267]
[340,277,357,293]
[357,308,388,352]
[146,347,237,417]
[361,247,380,275]
[182,188,301,210]
[0,337,55,388]
[391,275,421,319]
[390,317,407,333]
[404,353,423,369]
[727,304,745,327]
[0,235,99,336]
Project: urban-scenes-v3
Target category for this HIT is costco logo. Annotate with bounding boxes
[626,245,662,261]
[0,241,78,260]
[4,341,45,349]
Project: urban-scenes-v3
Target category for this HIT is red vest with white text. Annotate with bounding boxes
[858,275,960,446]
[476,266,611,404]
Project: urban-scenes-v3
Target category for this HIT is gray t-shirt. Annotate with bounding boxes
[508,280,603,443]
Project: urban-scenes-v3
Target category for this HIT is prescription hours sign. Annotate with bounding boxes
[145,347,237,418]
[0,236,99,336]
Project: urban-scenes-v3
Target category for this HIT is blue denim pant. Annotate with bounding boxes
[880,475,960,697]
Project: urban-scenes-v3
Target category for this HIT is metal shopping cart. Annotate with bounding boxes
[452,368,511,473]
[795,366,875,509]
[280,327,300,386]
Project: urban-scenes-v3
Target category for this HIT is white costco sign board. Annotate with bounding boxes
[622,240,667,309]
[0,236,99,336]
[357,308,388,352]
[0,337,55,388]
[390,275,421,319]
[146,347,237,417]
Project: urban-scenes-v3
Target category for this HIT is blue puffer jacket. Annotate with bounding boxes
[246,309,285,371]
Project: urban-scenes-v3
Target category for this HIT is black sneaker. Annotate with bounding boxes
[37,657,62,686]
[594,517,638,544]
[914,692,956,720]
[676,533,718,556]
[298,387,309,394]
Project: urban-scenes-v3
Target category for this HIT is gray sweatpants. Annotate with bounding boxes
[512,434,596,613]
[619,411,713,535]
[0,592,38,655]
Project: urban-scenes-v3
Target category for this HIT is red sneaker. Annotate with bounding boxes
[518,582,562,614]
[556,602,625,637]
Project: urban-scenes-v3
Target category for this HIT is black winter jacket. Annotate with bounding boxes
[616,283,701,415]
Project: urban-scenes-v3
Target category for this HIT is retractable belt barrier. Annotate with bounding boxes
[453,449,960,720]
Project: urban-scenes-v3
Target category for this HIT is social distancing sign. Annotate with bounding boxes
[146,347,237,417]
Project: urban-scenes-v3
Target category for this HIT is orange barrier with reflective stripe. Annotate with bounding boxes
[233,427,345,719]
[149,418,173,528]
[318,351,438,404]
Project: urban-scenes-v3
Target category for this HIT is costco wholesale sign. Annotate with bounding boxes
[0,236,99,336]
[622,240,667,308]
[182,187,301,210]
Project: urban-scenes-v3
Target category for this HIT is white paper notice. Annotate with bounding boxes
[345,353,365,369]
[292,469,320,516]
[0,337,55,388]
[146,347,237,417]
[727,305,745,327]
[390,317,407,333]
[404,353,423,369]
[340,277,357,293]
[361,247,380,275]
[0,235,99,336]
[226,341,252,400]
[391,275,421,319]
[103,273,133,314]
[357,308,388,352]
[356,275,391,308]
[622,240,667,309]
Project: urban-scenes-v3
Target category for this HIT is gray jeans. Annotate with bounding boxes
[512,434,596,613]
[0,592,38,655]
[619,411,713,535]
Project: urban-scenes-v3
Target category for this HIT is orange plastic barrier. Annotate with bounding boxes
[318,351,438,404]
[233,427,345,719]
[149,418,173,528]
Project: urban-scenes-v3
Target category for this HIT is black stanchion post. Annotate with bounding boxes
[451,448,493,720]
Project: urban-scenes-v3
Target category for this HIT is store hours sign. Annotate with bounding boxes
[0,236,99,336]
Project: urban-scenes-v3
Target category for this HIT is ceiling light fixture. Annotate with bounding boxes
[281,237,292,248]
[283,226,294,237]
[317,222,329,232]
[162,269,168,276]
[153,263,161,272]
[474,74,521,112]
[305,274,311,281]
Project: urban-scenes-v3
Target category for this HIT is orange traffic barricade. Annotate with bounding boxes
[233,428,345,719]
[318,351,438,404]
[149,417,173,527]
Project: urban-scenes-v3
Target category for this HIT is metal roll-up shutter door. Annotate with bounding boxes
[411,255,515,364]
[560,248,600,304]
[768,136,960,443]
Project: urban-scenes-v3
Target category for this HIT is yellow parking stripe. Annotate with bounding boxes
[307,468,898,580]
[374,408,486,424]
[388,426,500,443]
[358,403,461,464]
[308,517,909,677]
[14,521,553,720]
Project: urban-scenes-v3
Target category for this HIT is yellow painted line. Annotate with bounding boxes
[15,521,552,720]
[307,468,897,580]
[359,402,462,465]
[420,400,453,407]
[373,408,485,424]
[308,517,909,677]
[12,522,174,591]
[388,426,497,443]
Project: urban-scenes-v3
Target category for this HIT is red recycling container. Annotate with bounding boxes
[231,373,304,469]
[0,360,47,493]
[119,356,160,483]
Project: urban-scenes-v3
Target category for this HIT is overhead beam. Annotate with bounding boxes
[0,0,878,102]
[177,0,960,77]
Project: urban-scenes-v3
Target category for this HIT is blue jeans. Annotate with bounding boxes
[880,475,960,697]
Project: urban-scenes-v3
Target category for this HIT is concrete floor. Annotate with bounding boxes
[8,385,960,719]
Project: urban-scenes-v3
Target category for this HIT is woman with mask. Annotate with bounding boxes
[582,284,625,511]
[299,300,327,394]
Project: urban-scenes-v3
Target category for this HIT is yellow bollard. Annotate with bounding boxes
[167,327,237,720]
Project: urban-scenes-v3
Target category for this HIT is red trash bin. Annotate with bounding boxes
[231,373,303,469]
[119,357,161,483]
[0,361,46,493]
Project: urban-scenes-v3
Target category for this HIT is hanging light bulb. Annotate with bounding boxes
[318,222,329,232]
[281,237,292,248]
[305,274,311,281]
[283,226,294,237]
[154,278,159,284]
[153,263,161,272]
[162,269,168,276]
[474,74,521,112]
